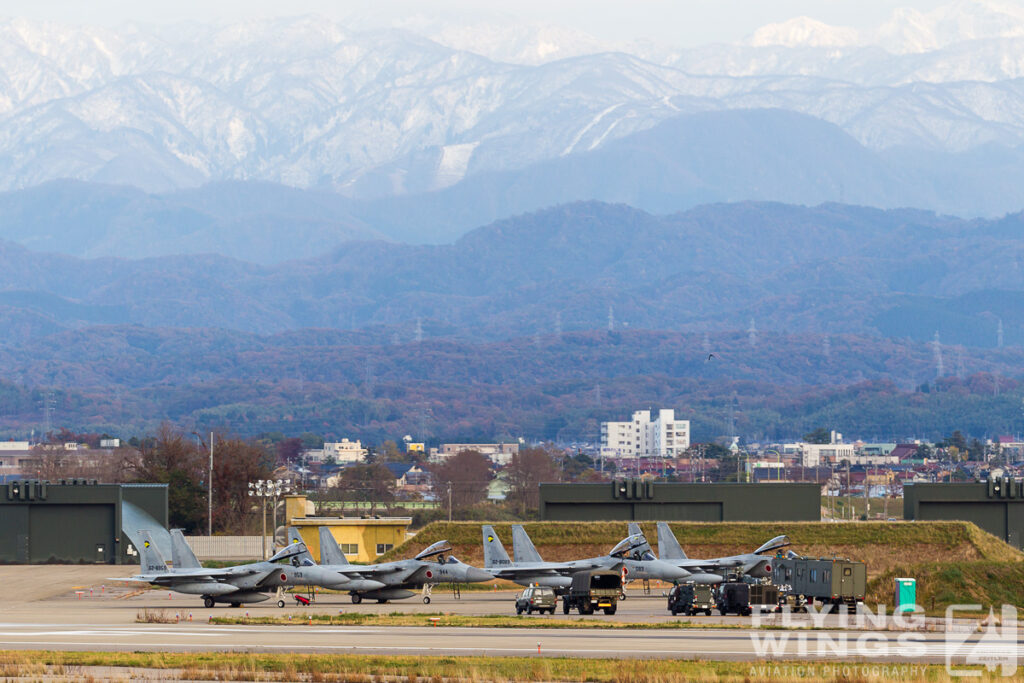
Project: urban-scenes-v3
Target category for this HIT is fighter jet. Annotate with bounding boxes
[626,521,790,580]
[286,526,493,604]
[481,524,692,589]
[109,529,308,607]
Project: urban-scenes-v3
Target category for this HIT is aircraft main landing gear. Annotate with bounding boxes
[351,593,362,604]
[203,596,215,609]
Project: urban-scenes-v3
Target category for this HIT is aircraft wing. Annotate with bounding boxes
[672,558,743,573]
[108,567,237,585]
[486,562,572,580]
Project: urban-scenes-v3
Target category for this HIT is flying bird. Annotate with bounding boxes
[706,353,715,362]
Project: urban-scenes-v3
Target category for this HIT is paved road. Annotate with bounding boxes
[0,621,1017,663]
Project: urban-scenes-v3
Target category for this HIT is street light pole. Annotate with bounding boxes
[446,481,452,523]
[249,479,289,559]
[208,432,214,537]
[192,431,215,536]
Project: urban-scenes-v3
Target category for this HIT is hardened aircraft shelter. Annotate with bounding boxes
[539,480,820,521]
[0,480,168,564]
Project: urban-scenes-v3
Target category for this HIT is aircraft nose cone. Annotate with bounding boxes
[465,567,494,583]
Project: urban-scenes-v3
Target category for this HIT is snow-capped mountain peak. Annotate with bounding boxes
[748,16,861,48]
[878,0,1024,53]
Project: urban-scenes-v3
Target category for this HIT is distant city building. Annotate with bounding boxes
[0,441,33,481]
[431,443,519,465]
[99,438,120,449]
[783,432,856,467]
[600,409,690,459]
[323,439,367,463]
[990,436,1024,462]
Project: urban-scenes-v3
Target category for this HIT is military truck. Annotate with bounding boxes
[562,570,620,615]
[716,580,752,616]
[771,556,866,607]
[668,582,714,616]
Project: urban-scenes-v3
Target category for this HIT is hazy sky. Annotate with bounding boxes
[0,0,998,44]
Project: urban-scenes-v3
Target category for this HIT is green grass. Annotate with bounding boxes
[205,612,751,630]
[0,650,1000,682]
[381,520,1022,573]
[867,560,1024,614]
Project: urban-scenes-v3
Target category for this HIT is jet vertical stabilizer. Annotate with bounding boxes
[169,529,202,569]
[511,525,544,563]
[656,522,687,560]
[318,527,350,566]
[137,530,170,574]
[627,522,643,537]
[482,525,511,568]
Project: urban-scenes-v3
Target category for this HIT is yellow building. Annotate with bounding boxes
[285,495,411,563]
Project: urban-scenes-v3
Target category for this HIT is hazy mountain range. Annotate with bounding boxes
[0,200,1022,350]
[3,0,1024,218]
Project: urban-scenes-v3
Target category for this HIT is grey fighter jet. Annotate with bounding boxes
[481,524,692,589]
[286,526,493,604]
[109,529,308,607]
[626,521,789,580]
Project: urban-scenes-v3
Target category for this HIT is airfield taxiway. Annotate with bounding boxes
[0,568,1018,664]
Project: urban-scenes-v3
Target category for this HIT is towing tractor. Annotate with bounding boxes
[562,570,621,615]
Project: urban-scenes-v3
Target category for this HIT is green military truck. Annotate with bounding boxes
[562,570,621,615]
[771,556,866,607]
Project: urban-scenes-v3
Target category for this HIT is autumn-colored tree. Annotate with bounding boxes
[505,446,561,514]
[429,450,493,513]
[213,438,274,534]
[130,425,207,533]
[32,445,72,481]
[330,463,397,514]
[275,437,303,465]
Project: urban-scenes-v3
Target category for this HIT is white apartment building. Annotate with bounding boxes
[322,439,367,463]
[430,443,519,465]
[601,409,690,458]
[780,432,855,467]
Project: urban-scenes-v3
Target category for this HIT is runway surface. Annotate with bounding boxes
[0,570,1019,663]
[0,620,1019,663]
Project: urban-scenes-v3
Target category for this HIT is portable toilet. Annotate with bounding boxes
[894,578,916,613]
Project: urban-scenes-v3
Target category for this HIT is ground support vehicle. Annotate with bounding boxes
[749,581,781,613]
[771,556,866,607]
[515,585,557,614]
[668,582,714,616]
[716,581,752,616]
[562,570,621,615]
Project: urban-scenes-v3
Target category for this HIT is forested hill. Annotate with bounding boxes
[0,328,1021,443]
[1,200,1024,347]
